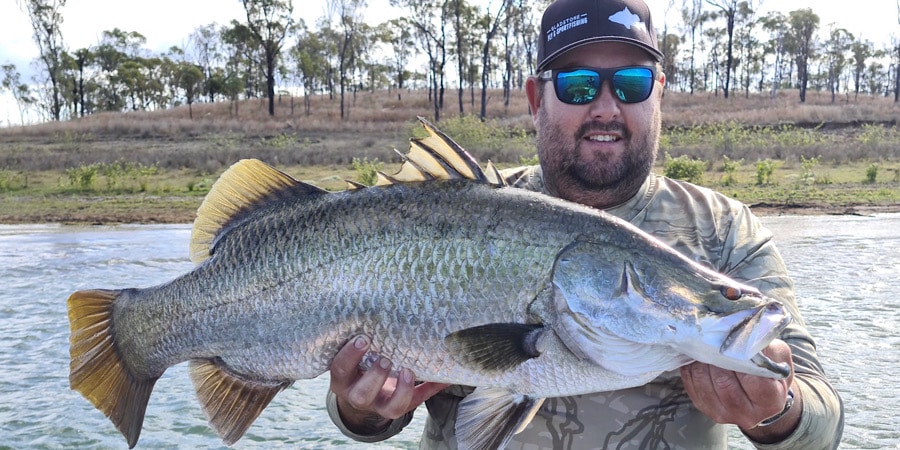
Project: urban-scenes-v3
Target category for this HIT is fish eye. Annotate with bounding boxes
[721,286,742,301]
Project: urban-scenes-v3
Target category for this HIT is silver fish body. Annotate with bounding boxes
[68,119,790,449]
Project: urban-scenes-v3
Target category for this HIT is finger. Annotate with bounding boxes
[346,355,394,410]
[329,335,370,393]
[378,368,415,419]
[380,370,450,419]
[410,381,451,408]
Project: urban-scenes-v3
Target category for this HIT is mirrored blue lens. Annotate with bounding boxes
[554,67,654,104]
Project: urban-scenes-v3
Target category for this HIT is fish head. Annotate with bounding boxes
[551,239,792,380]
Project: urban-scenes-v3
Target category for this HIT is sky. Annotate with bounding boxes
[1,0,898,125]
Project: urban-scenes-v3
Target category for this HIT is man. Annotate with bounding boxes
[326,0,844,448]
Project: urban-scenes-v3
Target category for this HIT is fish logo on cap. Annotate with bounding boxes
[609,7,645,32]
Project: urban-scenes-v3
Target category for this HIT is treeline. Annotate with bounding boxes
[3,0,900,125]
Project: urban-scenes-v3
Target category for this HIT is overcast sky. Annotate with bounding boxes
[1,0,898,125]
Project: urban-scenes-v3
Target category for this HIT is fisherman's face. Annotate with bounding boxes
[527,42,664,210]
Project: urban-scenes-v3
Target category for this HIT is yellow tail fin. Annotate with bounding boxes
[68,289,158,448]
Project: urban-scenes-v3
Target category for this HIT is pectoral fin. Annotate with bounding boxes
[456,387,544,450]
[445,323,543,372]
[189,358,292,445]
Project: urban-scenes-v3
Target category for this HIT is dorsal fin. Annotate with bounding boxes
[376,117,504,187]
[189,159,326,264]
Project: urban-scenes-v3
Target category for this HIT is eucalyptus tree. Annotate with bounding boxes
[786,8,819,103]
[704,0,737,97]
[503,0,538,106]
[822,26,853,103]
[704,0,759,97]
[681,0,704,93]
[69,48,92,117]
[241,0,294,116]
[18,0,67,120]
[187,24,224,103]
[176,62,205,118]
[894,0,899,101]
[324,0,367,119]
[222,20,265,103]
[292,25,328,115]
[449,0,479,114]
[760,11,789,97]
[850,38,874,99]
[382,18,416,96]
[1,64,35,124]
[393,0,449,121]
[477,0,509,120]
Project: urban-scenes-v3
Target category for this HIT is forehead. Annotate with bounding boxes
[550,42,656,69]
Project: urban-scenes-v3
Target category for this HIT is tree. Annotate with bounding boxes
[241,0,294,116]
[292,26,328,114]
[449,0,478,114]
[383,19,415,96]
[1,64,36,124]
[850,39,873,99]
[760,11,789,98]
[176,63,205,118]
[895,0,900,101]
[393,0,449,121]
[326,0,367,120]
[478,0,509,120]
[822,26,853,103]
[187,24,224,103]
[786,8,819,103]
[681,0,705,93]
[705,0,759,98]
[19,0,67,120]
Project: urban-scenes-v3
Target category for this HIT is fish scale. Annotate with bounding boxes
[67,118,791,450]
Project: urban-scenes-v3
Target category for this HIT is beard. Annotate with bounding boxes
[536,107,659,208]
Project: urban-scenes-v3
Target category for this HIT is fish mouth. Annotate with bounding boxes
[721,302,792,377]
[751,352,791,378]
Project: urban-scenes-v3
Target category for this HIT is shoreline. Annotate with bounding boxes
[2,201,898,227]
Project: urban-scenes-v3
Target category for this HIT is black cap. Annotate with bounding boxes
[537,0,663,71]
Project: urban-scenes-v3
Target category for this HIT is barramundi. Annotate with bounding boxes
[68,118,791,449]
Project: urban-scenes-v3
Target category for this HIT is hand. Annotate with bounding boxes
[329,335,449,434]
[680,340,802,444]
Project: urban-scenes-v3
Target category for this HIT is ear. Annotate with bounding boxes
[657,72,666,98]
[525,76,542,122]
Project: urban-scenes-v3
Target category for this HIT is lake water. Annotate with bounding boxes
[0,214,897,449]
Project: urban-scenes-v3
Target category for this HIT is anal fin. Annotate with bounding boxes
[189,358,292,445]
[456,387,545,450]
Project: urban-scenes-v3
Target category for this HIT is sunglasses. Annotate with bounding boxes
[539,66,657,105]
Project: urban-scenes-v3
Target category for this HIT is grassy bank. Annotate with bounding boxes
[1,89,898,224]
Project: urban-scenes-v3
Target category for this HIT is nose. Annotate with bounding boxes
[587,80,621,120]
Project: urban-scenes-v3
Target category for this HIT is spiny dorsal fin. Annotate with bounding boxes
[376,117,504,187]
[190,159,326,264]
[189,359,292,446]
[485,160,504,186]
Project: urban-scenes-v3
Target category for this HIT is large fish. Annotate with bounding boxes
[68,118,791,449]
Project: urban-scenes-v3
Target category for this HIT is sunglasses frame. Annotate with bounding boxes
[539,65,658,105]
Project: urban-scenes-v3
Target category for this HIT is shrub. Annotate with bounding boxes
[865,163,879,183]
[721,155,743,186]
[352,157,383,186]
[663,152,706,184]
[755,159,779,186]
[799,155,820,185]
[66,163,100,190]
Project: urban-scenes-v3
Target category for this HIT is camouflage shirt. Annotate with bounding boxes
[328,167,844,449]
